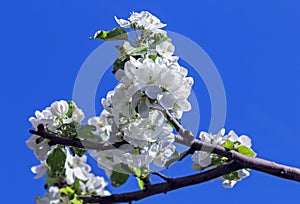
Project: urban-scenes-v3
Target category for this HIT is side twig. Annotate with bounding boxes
[29,124,127,151]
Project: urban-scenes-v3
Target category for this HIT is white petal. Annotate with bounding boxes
[114,16,131,28]
[145,86,162,99]
[238,135,252,147]
[66,168,75,185]
[237,169,250,179]
[158,93,176,110]
[74,167,89,181]
[222,179,237,188]
[72,109,85,123]
[50,100,69,117]
[227,130,239,142]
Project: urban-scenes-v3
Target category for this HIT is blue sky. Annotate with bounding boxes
[2,0,300,203]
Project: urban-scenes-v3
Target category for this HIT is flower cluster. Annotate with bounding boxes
[27,100,110,203]
[192,129,256,188]
[89,12,193,180]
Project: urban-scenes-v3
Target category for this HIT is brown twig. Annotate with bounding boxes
[79,161,242,204]
[29,124,127,151]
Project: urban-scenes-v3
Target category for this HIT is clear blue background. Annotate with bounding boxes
[2,0,300,203]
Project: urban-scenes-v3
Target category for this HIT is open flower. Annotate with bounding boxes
[224,130,252,148]
[65,151,91,185]
[192,129,225,168]
[80,174,110,196]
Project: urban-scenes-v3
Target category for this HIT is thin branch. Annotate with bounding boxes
[189,140,300,182]
[29,124,127,151]
[150,171,174,183]
[79,161,242,204]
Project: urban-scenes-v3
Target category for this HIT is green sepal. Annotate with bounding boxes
[149,55,159,61]
[237,146,256,157]
[92,27,128,41]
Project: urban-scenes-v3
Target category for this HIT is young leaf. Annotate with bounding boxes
[222,139,235,150]
[237,146,256,157]
[46,148,66,176]
[60,186,74,197]
[92,27,128,41]
[71,197,83,204]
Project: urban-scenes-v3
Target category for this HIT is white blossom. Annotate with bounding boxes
[222,179,237,189]
[237,169,250,179]
[192,129,225,167]
[31,161,48,179]
[115,11,166,32]
[80,173,111,196]
[224,130,252,148]
[72,108,85,123]
[50,100,69,117]
[29,108,55,129]
[114,16,131,28]
[26,135,51,161]
[36,186,61,204]
[65,150,91,185]
[156,41,175,57]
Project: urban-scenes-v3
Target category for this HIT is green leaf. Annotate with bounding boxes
[129,46,148,56]
[70,147,87,157]
[237,146,256,157]
[46,148,66,176]
[222,139,235,150]
[149,33,169,48]
[76,125,102,143]
[46,175,60,187]
[92,27,128,41]
[110,164,129,187]
[223,171,238,180]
